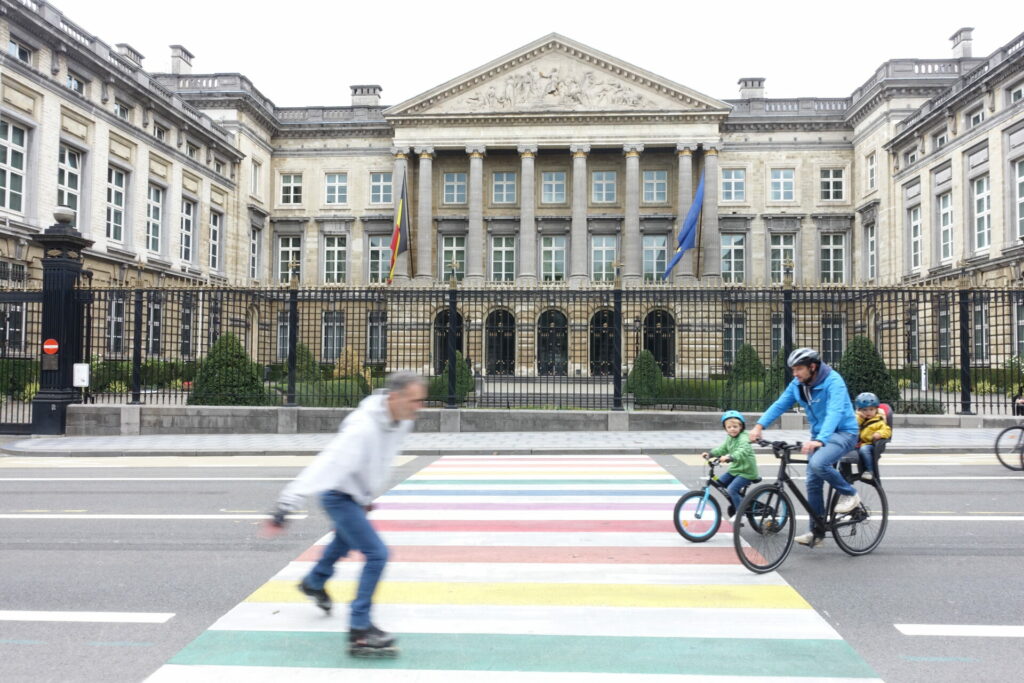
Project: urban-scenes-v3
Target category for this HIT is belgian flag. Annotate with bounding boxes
[388,170,410,283]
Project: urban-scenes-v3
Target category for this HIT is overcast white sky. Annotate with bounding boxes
[50,0,1011,107]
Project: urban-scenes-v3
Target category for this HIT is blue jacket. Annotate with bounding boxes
[757,363,859,443]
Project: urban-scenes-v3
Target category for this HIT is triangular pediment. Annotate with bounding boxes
[385,34,730,119]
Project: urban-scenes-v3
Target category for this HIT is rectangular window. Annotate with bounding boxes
[491,236,515,282]
[721,168,745,202]
[723,313,745,366]
[146,184,163,252]
[720,234,745,284]
[249,228,260,280]
[903,148,918,166]
[936,300,951,363]
[57,144,81,226]
[322,311,345,361]
[443,172,466,204]
[908,205,921,271]
[1012,84,1024,104]
[933,130,948,150]
[209,211,222,271]
[280,173,302,204]
[324,235,346,283]
[821,313,845,364]
[106,295,125,354]
[186,143,199,161]
[492,172,517,204]
[592,171,617,203]
[250,160,261,196]
[214,159,225,176]
[65,71,85,95]
[770,168,794,201]
[1016,299,1024,357]
[642,235,667,282]
[968,108,985,129]
[770,313,791,360]
[179,199,195,262]
[370,172,392,204]
[147,298,162,356]
[180,298,194,358]
[278,235,302,284]
[368,311,387,364]
[113,101,131,122]
[325,173,348,205]
[7,38,31,64]
[769,233,795,284]
[277,311,290,361]
[208,294,222,347]
[973,174,991,251]
[542,171,566,203]
[973,296,989,363]
[441,235,466,281]
[866,225,877,279]
[820,233,846,284]
[820,168,844,200]
[105,167,126,242]
[1016,159,1024,238]
[367,235,391,283]
[0,120,27,212]
[642,170,667,203]
[867,153,876,190]
[939,191,953,262]
[0,299,24,352]
[541,236,566,282]
[591,235,616,282]
[153,124,167,142]
[907,311,919,364]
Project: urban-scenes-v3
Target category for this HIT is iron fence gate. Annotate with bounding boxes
[0,290,42,433]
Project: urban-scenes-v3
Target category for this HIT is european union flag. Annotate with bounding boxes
[663,170,705,279]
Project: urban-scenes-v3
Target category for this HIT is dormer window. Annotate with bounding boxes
[7,38,32,65]
[65,71,86,95]
[186,142,200,161]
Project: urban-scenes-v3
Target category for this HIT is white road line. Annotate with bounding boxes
[896,624,1024,637]
[0,610,174,623]
[0,514,307,520]
[0,477,294,482]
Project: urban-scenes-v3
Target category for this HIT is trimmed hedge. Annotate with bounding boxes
[837,336,900,404]
[294,379,368,407]
[0,358,38,396]
[626,350,663,405]
[188,333,268,406]
[428,351,474,403]
[659,378,726,409]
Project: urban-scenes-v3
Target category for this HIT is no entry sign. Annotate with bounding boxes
[43,338,59,355]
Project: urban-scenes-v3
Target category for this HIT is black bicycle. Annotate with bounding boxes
[672,454,761,542]
[733,439,889,574]
[994,425,1024,471]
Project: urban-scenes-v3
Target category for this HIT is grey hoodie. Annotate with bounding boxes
[276,390,413,509]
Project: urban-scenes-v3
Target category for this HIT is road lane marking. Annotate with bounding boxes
[896,624,1024,637]
[0,610,174,623]
[0,514,307,520]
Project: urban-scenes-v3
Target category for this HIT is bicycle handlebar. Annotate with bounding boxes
[754,439,803,457]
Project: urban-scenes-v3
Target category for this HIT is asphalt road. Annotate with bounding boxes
[1,451,1021,683]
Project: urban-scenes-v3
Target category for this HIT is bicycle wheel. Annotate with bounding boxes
[673,490,722,542]
[733,484,795,573]
[995,426,1024,471]
[830,477,888,556]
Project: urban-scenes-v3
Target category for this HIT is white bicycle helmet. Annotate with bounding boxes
[786,347,820,368]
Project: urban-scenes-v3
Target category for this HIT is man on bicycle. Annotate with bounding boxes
[747,347,861,548]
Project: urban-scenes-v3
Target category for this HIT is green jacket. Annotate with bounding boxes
[711,433,759,480]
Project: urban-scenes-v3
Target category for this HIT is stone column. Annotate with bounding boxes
[570,144,590,287]
[391,148,410,282]
[414,146,434,282]
[518,145,538,284]
[466,146,486,284]
[675,145,694,282]
[700,147,721,280]
[623,143,643,283]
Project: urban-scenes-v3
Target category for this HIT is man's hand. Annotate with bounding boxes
[364,504,375,513]
[748,425,763,442]
[258,507,289,539]
[801,440,823,455]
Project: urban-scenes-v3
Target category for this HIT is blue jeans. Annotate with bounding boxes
[805,432,858,533]
[858,444,875,473]
[303,491,388,629]
[716,471,753,514]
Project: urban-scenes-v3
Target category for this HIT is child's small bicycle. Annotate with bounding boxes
[672,454,762,542]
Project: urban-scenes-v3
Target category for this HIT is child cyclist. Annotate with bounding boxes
[701,410,759,518]
[854,392,891,481]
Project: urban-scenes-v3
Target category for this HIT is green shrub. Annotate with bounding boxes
[973,380,998,395]
[659,378,726,409]
[294,342,321,382]
[897,378,912,390]
[730,344,765,380]
[108,380,128,394]
[894,399,945,414]
[294,379,368,407]
[626,350,663,405]
[188,333,268,406]
[0,358,38,396]
[428,351,474,403]
[762,351,791,410]
[141,359,179,388]
[836,336,900,404]
[944,378,961,393]
[91,359,131,392]
[722,344,767,411]
[16,381,39,402]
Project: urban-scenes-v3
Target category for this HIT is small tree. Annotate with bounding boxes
[761,349,790,409]
[626,350,663,405]
[730,344,765,380]
[189,333,267,405]
[294,342,320,382]
[722,343,766,411]
[333,346,371,394]
[429,350,474,402]
[836,335,900,404]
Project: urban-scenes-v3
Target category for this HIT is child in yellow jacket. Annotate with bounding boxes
[854,392,891,480]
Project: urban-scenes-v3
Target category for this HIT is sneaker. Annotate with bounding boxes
[834,493,862,514]
[350,624,395,648]
[860,471,874,482]
[795,531,824,548]
[299,580,332,613]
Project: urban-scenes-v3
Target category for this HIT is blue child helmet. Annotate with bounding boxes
[721,410,745,426]
[854,392,880,408]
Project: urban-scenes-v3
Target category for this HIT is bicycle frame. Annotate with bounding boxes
[762,442,832,533]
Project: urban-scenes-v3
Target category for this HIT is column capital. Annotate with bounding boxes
[570,143,590,157]
[391,147,409,160]
[676,144,693,156]
[517,144,538,157]
[466,145,486,157]
[705,146,719,156]
[623,143,644,156]
[414,146,434,158]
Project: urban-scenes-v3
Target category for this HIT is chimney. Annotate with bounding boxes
[170,45,194,75]
[738,77,765,99]
[950,27,974,59]
[115,43,144,68]
[351,84,382,107]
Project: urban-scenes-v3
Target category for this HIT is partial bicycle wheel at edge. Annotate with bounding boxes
[830,477,888,556]
[995,425,1024,471]
[673,490,722,542]
[733,484,795,574]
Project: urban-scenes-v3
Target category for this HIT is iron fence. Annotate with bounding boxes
[0,290,42,432]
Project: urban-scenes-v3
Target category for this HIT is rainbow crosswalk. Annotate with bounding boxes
[147,455,882,681]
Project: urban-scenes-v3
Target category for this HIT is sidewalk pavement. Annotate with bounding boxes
[0,427,1005,457]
